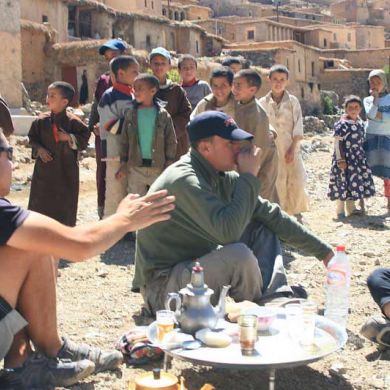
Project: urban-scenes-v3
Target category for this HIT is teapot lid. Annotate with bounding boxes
[181,262,213,296]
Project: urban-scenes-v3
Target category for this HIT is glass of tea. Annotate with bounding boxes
[156,310,175,342]
[239,314,258,355]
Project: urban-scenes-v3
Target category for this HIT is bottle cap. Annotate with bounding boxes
[336,245,346,252]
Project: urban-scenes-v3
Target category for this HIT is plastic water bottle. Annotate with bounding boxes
[324,245,351,329]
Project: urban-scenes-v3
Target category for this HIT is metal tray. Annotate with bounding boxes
[147,313,347,370]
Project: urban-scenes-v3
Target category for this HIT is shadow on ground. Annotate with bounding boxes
[341,213,390,231]
[174,364,355,390]
[100,238,135,265]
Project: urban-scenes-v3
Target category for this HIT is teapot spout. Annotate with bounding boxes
[215,285,230,319]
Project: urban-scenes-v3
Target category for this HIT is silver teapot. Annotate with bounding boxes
[165,262,230,335]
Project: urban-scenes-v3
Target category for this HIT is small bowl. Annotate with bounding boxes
[242,307,276,331]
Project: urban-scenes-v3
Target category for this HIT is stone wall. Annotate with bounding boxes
[322,47,390,69]
[0,0,22,107]
[225,45,322,114]
[21,0,68,42]
[21,21,55,102]
[320,69,371,104]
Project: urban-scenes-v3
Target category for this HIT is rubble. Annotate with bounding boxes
[303,116,330,135]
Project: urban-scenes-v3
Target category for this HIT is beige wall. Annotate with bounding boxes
[225,42,321,113]
[21,0,67,42]
[21,24,50,101]
[330,0,369,23]
[187,6,211,20]
[323,47,390,69]
[105,0,163,15]
[321,25,356,49]
[132,19,168,50]
[0,0,22,107]
[320,69,371,104]
[354,25,385,49]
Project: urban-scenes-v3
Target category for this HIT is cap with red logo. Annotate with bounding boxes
[187,111,254,143]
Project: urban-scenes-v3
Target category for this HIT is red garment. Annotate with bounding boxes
[52,122,59,143]
[385,179,390,198]
[94,73,112,101]
[181,78,198,87]
[112,82,134,96]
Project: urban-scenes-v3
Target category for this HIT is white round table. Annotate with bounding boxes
[148,312,347,390]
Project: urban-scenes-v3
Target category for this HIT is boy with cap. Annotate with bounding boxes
[98,55,139,218]
[133,111,334,315]
[233,69,279,203]
[149,47,192,159]
[89,38,127,219]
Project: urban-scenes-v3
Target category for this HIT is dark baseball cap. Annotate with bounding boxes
[187,111,253,143]
[99,39,127,55]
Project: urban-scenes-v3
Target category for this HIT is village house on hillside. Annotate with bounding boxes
[330,0,390,29]
[196,14,385,50]
[0,0,224,107]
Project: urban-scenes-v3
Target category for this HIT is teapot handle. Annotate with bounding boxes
[165,292,182,314]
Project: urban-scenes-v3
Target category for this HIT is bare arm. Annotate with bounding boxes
[7,191,175,262]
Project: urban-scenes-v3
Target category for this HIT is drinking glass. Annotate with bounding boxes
[239,314,258,355]
[156,310,175,342]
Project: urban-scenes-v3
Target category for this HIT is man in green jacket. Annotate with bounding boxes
[134,111,333,314]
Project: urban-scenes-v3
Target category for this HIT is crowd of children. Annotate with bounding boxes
[26,39,390,234]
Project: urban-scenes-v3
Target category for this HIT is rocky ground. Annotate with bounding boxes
[6,130,390,390]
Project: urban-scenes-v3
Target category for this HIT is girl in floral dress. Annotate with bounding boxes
[328,95,375,218]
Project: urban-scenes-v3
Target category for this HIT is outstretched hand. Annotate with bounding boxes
[116,190,175,232]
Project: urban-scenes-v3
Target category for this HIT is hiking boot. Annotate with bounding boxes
[57,337,123,373]
[360,316,390,348]
[1,352,95,389]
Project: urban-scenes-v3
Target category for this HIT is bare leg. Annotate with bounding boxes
[0,246,62,367]
[383,302,390,320]
[4,329,32,367]
[359,198,365,214]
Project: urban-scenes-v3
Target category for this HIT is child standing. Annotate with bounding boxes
[191,67,236,119]
[28,82,89,226]
[233,69,279,203]
[259,65,309,220]
[116,74,177,196]
[328,95,375,218]
[149,47,191,160]
[98,55,139,217]
[178,54,211,110]
[364,69,390,212]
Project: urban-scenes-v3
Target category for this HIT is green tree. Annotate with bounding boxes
[323,96,334,115]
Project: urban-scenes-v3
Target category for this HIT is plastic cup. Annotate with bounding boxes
[300,301,317,346]
[239,314,258,355]
[156,310,175,342]
[285,303,303,341]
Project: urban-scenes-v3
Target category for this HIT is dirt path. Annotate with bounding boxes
[7,133,390,390]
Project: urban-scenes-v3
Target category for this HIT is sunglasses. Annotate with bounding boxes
[0,146,13,161]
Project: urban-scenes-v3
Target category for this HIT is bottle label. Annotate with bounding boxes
[327,266,347,286]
